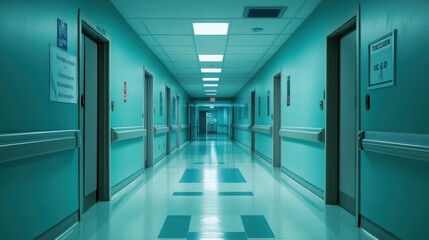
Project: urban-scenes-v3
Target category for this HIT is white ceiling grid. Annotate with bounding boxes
[111,0,321,98]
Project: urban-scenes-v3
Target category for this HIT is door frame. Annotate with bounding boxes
[144,70,154,168]
[78,10,111,216]
[165,85,171,154]
[325,7,360,224]
[273,72,282,168]
[176,95,180,148]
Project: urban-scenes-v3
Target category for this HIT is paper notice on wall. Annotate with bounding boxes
[50,45,77,103]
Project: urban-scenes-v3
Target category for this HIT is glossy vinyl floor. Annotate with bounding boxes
[65,135,373,240]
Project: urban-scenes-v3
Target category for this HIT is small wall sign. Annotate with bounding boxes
[57,19,67,51]
[369,30,396,89]
[50,45,77,103]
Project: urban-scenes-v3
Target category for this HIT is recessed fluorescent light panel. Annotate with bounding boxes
[203,84,218,87]
[205,89,217,92]
[206,93,217,96]
[193,23,229,35]
[198,55,224,62]
[203,78,219,81]
[201,68,222,73]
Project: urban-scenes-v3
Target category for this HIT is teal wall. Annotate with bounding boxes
[233,0,429,238]
[276,0,357,195]
[0,0,188,238]
[359,0,429,238]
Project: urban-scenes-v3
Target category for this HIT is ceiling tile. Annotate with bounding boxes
[225,46,269,55]
[168,54,198,62]
[163,46,196,55]
[267,45,282,55]
[195,45,226,55]
[224,54,262,62]
[282,19,305,34]
[228,35,279,46]
[173,61,200,68]
[141,35,159,46]
[281,0,305,18]
[273,34,291,46]
[156,54,171,62]
[194,36,228,46]
[229,19,291,35]
[126,19,150,34]
[199,62,223,69]
[143,19,193,34]
[174,68,200,74]
[295,0,321,18]
[153,35,194,46]
[149,46,167,55]
[223,61,258,68]
[222,69,254,75]
[261,53,273,62]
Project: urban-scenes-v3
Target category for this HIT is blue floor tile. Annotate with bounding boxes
[158,215,191,238]
[241,215,275,238]
[218,192,254,196]
[173,192,204,196]
[187,232,247,240]
[179,168,246,183]
[218,168,246,182]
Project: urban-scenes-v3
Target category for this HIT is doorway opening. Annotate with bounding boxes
[165,86,171,155]
[144,71,154,168]
[326,14,359,218]
[78,15,110,215]
[176,96,180,148]
[250,91,256,152]
[273,73,281,167]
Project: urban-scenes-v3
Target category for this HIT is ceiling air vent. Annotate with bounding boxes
[244,7,287,18]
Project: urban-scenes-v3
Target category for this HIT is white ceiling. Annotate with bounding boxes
[110,0,321,98]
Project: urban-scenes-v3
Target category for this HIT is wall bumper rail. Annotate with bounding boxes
[359,131,429,162]
[279,127,325,143]
[170,125,179,130]
[154,125,170,135]
[252,125,272,135]
[111,126,146,142]
[180,124,190,130]
[0,130,81,164]
[233,124,251,131]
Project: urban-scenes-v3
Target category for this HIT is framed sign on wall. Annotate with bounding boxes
[368,30,396,89]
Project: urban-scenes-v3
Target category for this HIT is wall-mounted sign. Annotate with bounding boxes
[267,90,270,116]
[124,81,127,102]
[50,45,77,103]
[369,30,396,89]
[57,19,67,51]
[286,76,291,106]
